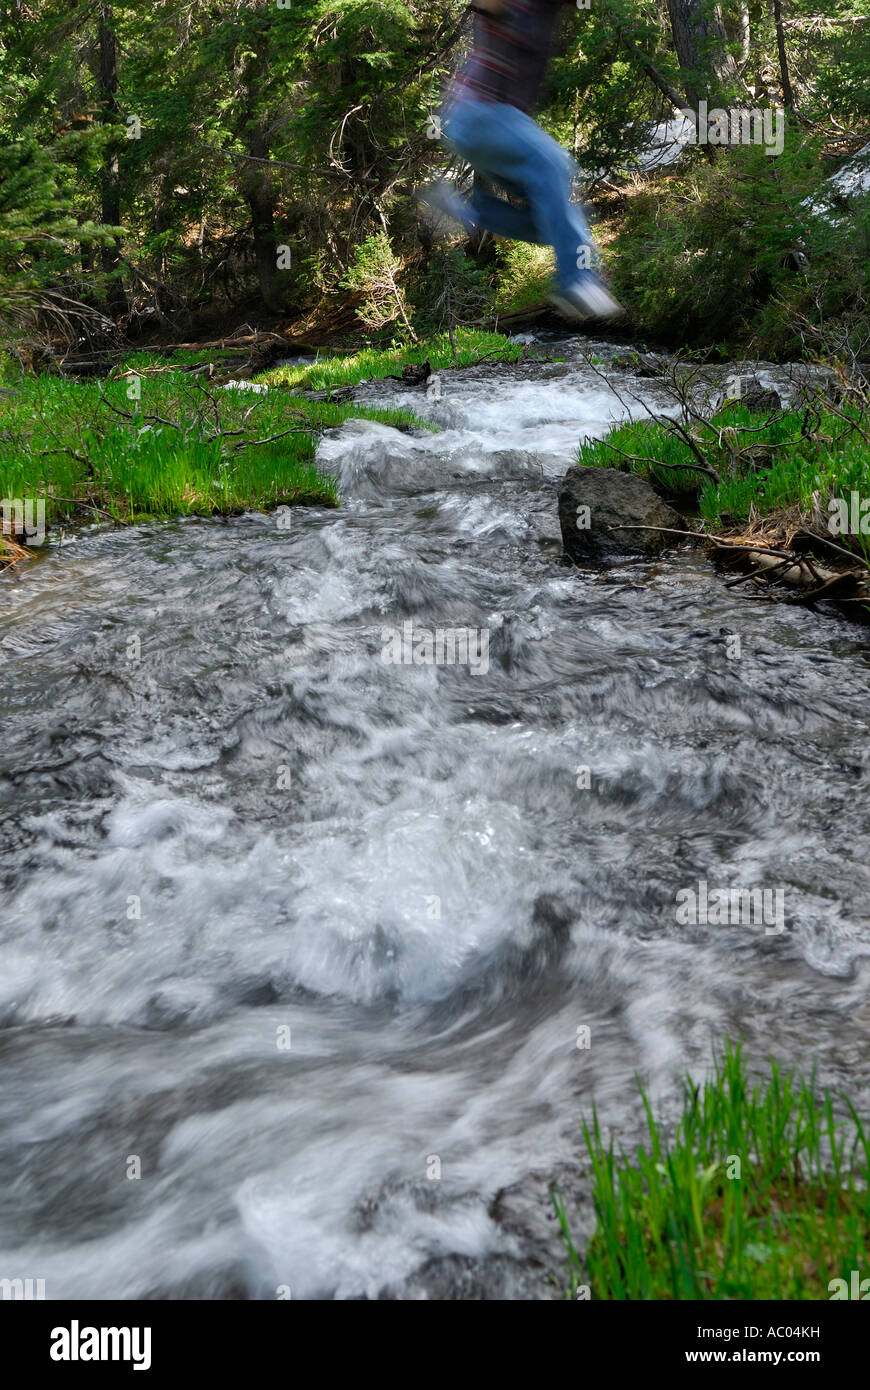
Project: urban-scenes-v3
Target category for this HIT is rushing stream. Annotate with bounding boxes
[2,339,870,1299]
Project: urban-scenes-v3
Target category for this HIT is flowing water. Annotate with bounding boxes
[2,341,870,1300]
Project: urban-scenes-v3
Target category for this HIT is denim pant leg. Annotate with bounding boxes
[442,98,594,289]
[467,187,544,244]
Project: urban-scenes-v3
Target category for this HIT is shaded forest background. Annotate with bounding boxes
[1,0,868,360]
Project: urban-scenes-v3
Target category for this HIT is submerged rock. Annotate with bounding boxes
[721,375,783,414]
[558,465,682,564]
[531,892,575,945]
[742,380,782,414]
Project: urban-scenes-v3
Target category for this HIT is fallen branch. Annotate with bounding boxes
[733,548,864,601]
[608,523,704,535]
[795,527,869,564]
[45,495,117,521]
[724,556,796,587]
[608,522,868,604]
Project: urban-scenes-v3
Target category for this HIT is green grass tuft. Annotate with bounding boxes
[552,1041,870,1300]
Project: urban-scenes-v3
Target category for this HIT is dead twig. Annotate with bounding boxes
[231,426,310,452]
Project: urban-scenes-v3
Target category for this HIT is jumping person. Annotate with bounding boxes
[419,0,623,322]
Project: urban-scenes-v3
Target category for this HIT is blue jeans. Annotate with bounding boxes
[440,96,596,293]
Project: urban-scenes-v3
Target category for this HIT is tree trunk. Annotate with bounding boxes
[238,37,280,312]
[770,0,795,110]
[97,6,127,315]
[666,0,736,106]
[243,142,280,311]
[738,0,750,64]
[97,4,127,318]
[338,55,372,185]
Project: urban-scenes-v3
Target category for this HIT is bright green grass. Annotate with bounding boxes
[491,242,555,316]
[552,1042,870,1300]
[0,369,433,530]
[1,330,521,535]
[257,328,526,392]
[577,403,870,552]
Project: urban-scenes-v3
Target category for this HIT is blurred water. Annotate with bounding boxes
[1,344,870,1299]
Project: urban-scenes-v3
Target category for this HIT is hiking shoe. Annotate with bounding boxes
[548,277,625,323]
[416,180,477,237]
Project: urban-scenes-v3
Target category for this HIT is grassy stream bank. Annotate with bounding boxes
[3,331,869,589]
[0,331,524,556]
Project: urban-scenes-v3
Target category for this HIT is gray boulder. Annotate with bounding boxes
[743,381,782,414]
[739,377,783,414]
[559,465,682,564]
[804,141,870,222]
